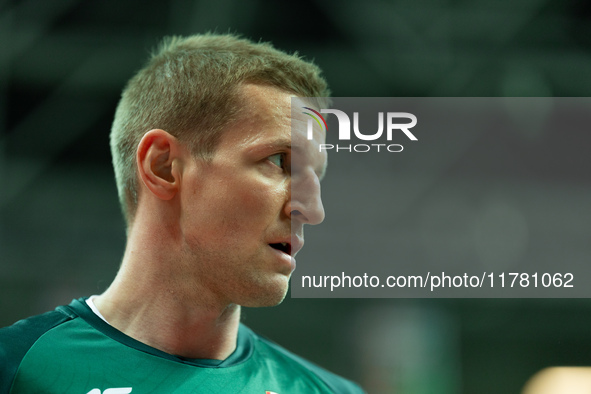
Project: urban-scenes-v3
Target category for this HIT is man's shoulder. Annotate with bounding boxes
[0,303,77,393]
[243,324,365,393]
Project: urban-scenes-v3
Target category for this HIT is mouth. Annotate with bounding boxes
[269,242,291,256]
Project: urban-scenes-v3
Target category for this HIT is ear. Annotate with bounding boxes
[136,129,184,201]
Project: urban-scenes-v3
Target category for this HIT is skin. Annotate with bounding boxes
[94,84,327,360]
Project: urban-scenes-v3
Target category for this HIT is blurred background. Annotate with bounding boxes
[1,0,591,393]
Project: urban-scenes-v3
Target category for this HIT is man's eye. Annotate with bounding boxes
[268,153,284,168]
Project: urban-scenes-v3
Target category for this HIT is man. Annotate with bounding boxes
[0,34,364,393]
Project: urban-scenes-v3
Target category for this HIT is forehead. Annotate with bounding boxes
[217,84,327,178]
[221,84,291,145]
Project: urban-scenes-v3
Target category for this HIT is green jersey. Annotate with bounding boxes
[0,298,363,393]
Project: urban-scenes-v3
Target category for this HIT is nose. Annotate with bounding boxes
[287,170,325,225]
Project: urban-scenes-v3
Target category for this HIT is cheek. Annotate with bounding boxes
[183,169,288,239]
[235,183,286,210]
[225,170,288,210]
[224,186,287,236]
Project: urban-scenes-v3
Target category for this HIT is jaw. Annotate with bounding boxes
[237,273,291,307]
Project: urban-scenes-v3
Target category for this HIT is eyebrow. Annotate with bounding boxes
[246,139,291,156]
[263,138,292,151]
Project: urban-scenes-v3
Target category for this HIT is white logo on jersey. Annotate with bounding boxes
[86,389,132,394]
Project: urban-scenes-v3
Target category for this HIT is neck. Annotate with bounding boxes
[94,212,241,360]
[95,290,240,360]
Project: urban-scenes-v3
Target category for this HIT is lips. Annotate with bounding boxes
[268,236,304,257]
[269,242,291,255]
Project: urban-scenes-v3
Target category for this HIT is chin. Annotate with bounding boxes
[239,276,290,307]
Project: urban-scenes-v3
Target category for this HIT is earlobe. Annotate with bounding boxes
[136,129,183,201]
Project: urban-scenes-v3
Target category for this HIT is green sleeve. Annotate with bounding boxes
[0,308,74,394]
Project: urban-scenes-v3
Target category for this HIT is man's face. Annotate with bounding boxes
[177,84,326,307]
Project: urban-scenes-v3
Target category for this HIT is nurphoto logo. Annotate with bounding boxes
[303,107,418,153]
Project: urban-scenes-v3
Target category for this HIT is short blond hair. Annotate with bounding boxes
[110,33,330,224]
